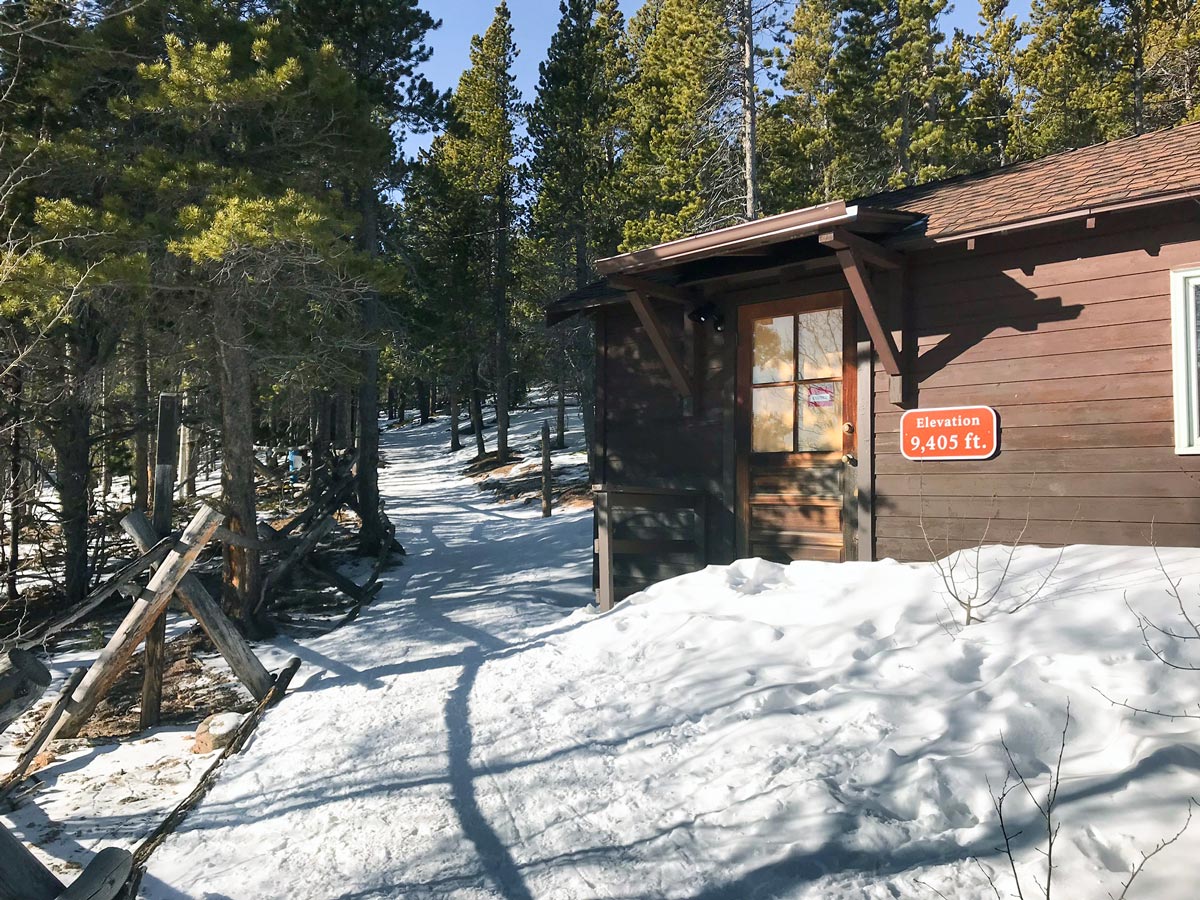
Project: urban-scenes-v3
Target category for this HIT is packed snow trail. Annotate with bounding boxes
[140,412,595,900]
[137,407,1200,899]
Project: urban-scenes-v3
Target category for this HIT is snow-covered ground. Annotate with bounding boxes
[6,401,1200,898]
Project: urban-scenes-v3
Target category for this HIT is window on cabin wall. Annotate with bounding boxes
[1172,267,1200,454]
[750,308,843,453]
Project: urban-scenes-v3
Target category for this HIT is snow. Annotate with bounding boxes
[6,400,1200,898]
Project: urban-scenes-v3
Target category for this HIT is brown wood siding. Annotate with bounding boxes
[598,302,735,590]
[873,206,1200,561]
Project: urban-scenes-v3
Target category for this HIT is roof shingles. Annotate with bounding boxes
[860,122,1200,238]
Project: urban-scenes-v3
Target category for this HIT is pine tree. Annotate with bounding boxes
[280,0,444,553]
[443,2,522,464]
[760,0,840,211]
[961,0,1024,167]
[1015,0,1122,155]
[622,0,738,248]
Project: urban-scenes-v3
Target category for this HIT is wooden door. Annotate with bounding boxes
[737,291,857,562]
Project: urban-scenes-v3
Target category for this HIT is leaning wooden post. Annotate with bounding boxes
[141,393,180,729]
[541,420,552,518]
[122,510,272,701]
[1,668,85,794]
[50,504,224,741]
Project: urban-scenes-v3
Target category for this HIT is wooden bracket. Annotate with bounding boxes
[626,289,696,404]
[824,231,910,407]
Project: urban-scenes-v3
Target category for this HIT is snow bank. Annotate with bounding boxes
[468,544,1200,898]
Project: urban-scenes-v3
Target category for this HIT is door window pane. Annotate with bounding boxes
[797,381,842,451]
[752,385,794,452]
[797,308,843,380]
[752,316,794,384]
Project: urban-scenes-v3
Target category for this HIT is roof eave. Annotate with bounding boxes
[594,201,920,276]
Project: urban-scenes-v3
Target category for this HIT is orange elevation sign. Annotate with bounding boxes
[900,405,999,461]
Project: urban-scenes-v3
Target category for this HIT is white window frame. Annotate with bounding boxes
[1171,267,1200,454]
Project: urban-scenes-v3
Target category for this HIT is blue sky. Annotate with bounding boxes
[405,0,1030,155]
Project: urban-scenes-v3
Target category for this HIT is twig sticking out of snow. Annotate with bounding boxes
[985,701,1070,900]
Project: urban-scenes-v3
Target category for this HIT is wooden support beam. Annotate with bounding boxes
[595,491,614,613]
[51,504,225,740]
[304,557,372,604]
[835,247,904,380]
[608,274,692,305]
[0,649,51,736]
[122,511,272,701]
[819,228,904,270]
[142,393,180,729]
[627,291,694,401]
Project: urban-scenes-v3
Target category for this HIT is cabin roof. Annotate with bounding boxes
[862,120,1200,240]
[551,122,1200,321]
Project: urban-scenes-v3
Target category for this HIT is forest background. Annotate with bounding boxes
[0,0,1196,625]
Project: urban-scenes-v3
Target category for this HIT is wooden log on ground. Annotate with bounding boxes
[57,847,132,900]
[15,539,175,651]
[0,821,63,900]
[50,504,224,741]
[121,511,272,702]
[304,557,371,603]
[0,668,86,795]
[0,649,51,736]
[254,516,336,616]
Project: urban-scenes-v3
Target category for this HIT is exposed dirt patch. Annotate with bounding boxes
[72,629,253,742]
[464,452,527,477]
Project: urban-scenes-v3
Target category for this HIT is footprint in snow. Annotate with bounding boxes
[1075,825,1132,873]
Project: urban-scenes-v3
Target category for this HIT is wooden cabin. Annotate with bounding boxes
[549,123,1200,610]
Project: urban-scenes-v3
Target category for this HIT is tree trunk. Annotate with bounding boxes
[309,390,332,503]
[356,186,384,553]
[6,369,21,602]
[132,328,149,510]
[469,366,487,459]
[494,196,512,465]
[99,373,112,499]
[740,0,759,221]
[416,379,430,426]
[55,395,91,607]
[387,383,398,421]
[449,387,463,452]
[212,295,260,621]
[555,381,567,450]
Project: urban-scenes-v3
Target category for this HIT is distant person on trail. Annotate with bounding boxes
[287,447,301,484]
